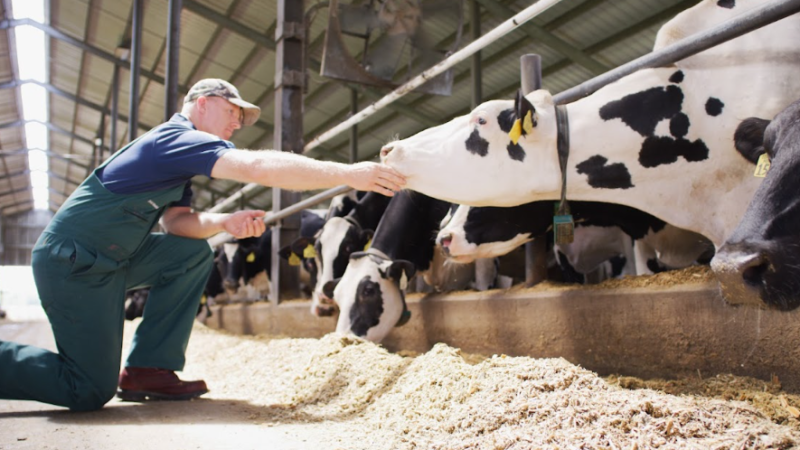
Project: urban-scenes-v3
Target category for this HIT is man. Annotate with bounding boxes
[0,79,405,411]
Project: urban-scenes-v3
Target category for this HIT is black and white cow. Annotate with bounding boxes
[224,209,326,300]
[712,99,800,310]
[324,190,484,342]
[437,201,713,279]
[295,192,393,317]
[379,0,800,251]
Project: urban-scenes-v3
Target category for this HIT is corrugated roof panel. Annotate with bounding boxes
[230,0,275,33]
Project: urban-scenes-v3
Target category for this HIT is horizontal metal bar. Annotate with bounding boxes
[207,185,353,247]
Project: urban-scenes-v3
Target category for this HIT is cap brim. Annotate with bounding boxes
[228,98,261,126]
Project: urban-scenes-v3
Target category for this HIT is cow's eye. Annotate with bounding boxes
[477,117,487,125]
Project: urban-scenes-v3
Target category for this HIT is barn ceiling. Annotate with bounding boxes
[0,0,695,218]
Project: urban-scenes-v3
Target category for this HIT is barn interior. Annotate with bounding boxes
[1,0,800,416]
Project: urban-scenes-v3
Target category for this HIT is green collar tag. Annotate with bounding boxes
[554,214,575,245]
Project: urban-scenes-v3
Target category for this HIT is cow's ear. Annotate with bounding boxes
[290,237,313,258]
[387,260,416,291]
[323,278,340,299]
[734,117,771,163]
[509,90,537,144]
[278,244,293,261]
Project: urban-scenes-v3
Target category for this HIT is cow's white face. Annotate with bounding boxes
[329,253,414,342]
[437,205,533,263]
[381,92,561,208]
[310,217,372,316]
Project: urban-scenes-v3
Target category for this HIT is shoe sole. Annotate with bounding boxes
[116,388,209,402]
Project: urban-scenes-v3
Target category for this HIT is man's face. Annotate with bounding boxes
[203,96,243,140]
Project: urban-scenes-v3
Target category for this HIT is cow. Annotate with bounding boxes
[711,98,800,310]
[323,190,493,342]
[224,209,326,301]
[437,201,713,280]
[287,192,393,317]
[379,0,800,252]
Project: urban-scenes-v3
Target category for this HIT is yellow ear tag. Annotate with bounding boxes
[246,252,256,263]
[303,244,316,259]
[522,110,534,135]
[288,253,301,266]
[754,153,770,178]
[508,119,522,145]
[363,238,373,251]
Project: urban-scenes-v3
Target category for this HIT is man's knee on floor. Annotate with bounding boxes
[67,380,117,412]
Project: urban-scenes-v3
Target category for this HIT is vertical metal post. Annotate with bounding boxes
[349,88,358,163]
[470,0,482,108]
[110,64,120,154]
[271,0,305,304]
[165,0,182,121]
[128,0,143,142]
[520,54,548,287]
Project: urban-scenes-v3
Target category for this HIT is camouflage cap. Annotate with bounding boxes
[184,78,261,126]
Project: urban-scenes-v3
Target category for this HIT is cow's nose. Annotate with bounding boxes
[712,248,770,308]
[738,252,770,288]
[380,145,394,159]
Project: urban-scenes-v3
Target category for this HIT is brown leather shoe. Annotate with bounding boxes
[117,367,208,401]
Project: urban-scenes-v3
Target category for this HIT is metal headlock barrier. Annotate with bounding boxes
[207,0,800,281]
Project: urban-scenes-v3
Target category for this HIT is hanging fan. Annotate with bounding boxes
[320,0,465,95]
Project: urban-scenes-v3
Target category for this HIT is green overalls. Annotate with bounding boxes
[0,136,214,411]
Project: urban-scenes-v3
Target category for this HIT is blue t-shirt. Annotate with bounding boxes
[97,114,234,207]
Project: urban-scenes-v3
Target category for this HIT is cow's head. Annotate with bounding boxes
[712,100,800,310]
[380,90,559,207]
[325,252,415,342]
[301,217,374,317]
[437,202,553,263]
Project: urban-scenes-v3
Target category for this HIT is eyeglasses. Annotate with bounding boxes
[238,107,244,126]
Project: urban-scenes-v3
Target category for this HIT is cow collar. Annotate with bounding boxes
[555,104,571,215]
[363,247,412,327]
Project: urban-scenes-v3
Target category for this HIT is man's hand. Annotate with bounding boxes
[345,162,406,196]
[223,210,267,239]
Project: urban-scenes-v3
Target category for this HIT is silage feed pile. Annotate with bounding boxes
[178,324,800,450]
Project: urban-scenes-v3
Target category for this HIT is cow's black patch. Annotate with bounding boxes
[497,108,515,133]
[705,97,724,116]
[669,70,684,84]
[669,113,690,138]
[465,128,489,157]
[349,276,383,337]
[647,258,668,273]
[506,142,525,162]
[638,136,710,168]
[576,155,635,189]
[599,85,683,137]
[717,0,735,9]
[733,117,770,164]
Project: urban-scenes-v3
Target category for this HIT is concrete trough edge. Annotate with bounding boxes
[204,282,800,392]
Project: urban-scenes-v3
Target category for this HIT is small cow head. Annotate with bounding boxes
[380,90,559,207]
[712,100,800,310]
[306,217,374,317]
[437,202,553,263]
[325,252,415,342]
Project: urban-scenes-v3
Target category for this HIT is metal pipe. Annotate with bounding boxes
[111,65,120,154]
[303,0,565,154]
[129,0,143,142]
[350,88,358,163]
[470,0,482,108]
[555,0,800,104]
[165,0,182,120]
[207,185,353,247]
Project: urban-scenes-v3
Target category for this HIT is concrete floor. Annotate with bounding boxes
[0,318,341,450]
